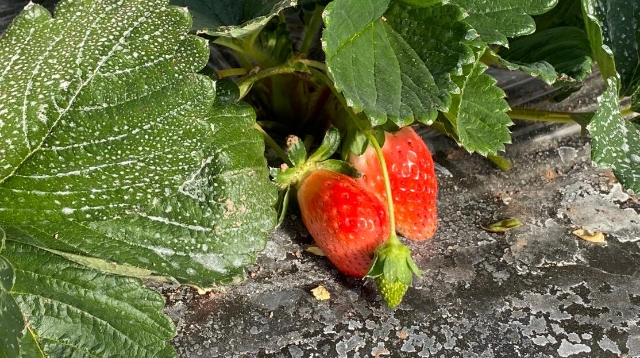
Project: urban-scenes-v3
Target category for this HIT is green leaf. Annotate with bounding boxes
[170,0,298,38]
[1,253,24,358]
[533,0,583,32]
[393,0,441,7]
[322,0,473,127]
[4,241,176,357]
[445,60,513,156]
[582,0,640,96]
[0,0,276,288]
[588,79,640,193]
[450,0,558,46]
[581,0,618,87]
[498,26,594,84]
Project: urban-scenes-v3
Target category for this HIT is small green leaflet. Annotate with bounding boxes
[588,79,640,193]
[4,242,177,358]
[322,0,473,127]
[498,26,594,84]
[445,60,513,156]
[170,0,297,37]
[582,0,640,97]
[449,0,558,46]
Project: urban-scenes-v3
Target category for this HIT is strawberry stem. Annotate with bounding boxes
[253,123,294,167]
[366,133,397,236]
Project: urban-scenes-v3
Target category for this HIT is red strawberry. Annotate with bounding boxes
[297,169,390,277]
[349,127,437,240]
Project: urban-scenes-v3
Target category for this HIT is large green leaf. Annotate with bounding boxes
[581,0,617,86]
[444,60,513,156]
[449,0,558,46]
[169,0,297,37]
[498,26,594,84]
[322,0,473,127]
[1,251,24,358]
[582,0,640,96]
[0,0,276,288]
[4,241,176,358]
[588,79,640,193]
[533,0,583,32]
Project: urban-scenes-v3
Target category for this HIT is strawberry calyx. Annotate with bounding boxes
[270,126,358,222]
[366,233,423,308]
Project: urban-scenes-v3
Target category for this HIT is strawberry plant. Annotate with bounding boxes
[1,0,639,356]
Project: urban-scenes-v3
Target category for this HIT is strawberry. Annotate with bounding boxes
[375,276,408,308]
[297,169,389,277]
[348,126,438,240]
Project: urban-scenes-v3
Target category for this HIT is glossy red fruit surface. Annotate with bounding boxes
[297,169,390,277]
[349,127,438,240]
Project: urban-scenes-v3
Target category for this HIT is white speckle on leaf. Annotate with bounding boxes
[192,253,228,274]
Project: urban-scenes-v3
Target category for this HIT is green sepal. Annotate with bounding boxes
[286,135,307,167]
[308,126,341,162]
[272,166,300,188]
[316,159,361,178]
[275,186,292,225]
[368,239,423,285]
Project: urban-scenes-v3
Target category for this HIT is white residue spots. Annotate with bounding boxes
[557,146,578,164]
[59,80,70,90]
[61,207,76,215]
[604,183,629,202]
[150,246,175,257]
[192,253,228,274]
[598,336,621,355]
[558,339,591,357]
[137,214,212,232]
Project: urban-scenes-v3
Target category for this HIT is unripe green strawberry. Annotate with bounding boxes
[297,169,390,277]
[349,126,438,240]
[367,234,422,308]
[375,276,408,308]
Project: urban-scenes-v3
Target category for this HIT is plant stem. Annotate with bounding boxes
[216,68,249,79]
[253,123,293,167]
[297,58,327,72]
[214,36,271,67]
[237,64,300,99]
[299,5,325,56]
[507,108,580,124]
[367,133,397,236]
[487,154,512,171]
[308,68,363,125]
